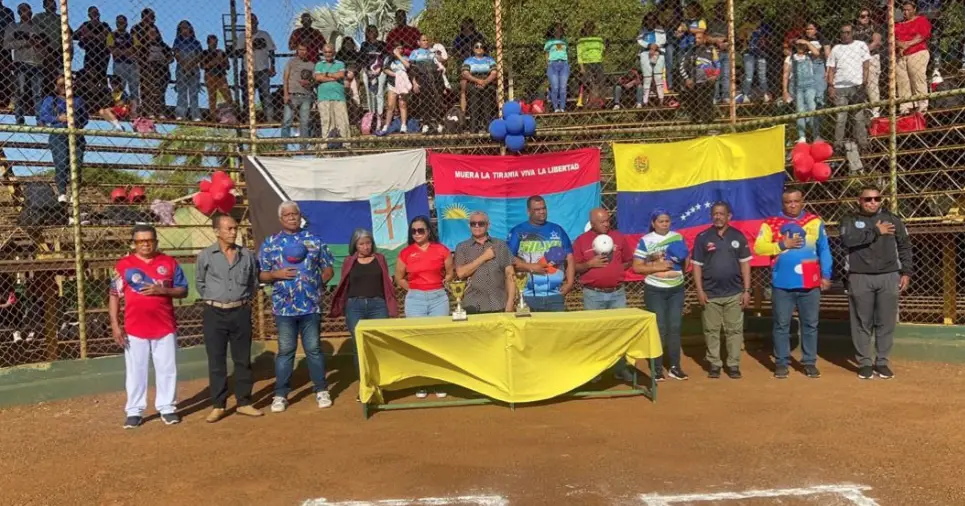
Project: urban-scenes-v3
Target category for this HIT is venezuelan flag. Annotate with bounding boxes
[614,126,786,267]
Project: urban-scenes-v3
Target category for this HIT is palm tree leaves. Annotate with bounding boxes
[297,0,413,41]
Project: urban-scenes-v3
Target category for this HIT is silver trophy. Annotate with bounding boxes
[514,272,531,317]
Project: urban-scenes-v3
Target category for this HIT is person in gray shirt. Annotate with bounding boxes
[195,214,263,423]
[282,42,317,145]
[454,211,515,314]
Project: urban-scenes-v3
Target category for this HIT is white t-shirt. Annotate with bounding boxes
[251,30,276,72]
[827,41,870,88]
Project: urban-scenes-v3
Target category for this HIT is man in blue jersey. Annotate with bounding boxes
[508,196,575,312]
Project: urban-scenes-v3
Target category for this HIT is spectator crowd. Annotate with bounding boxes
[0,0,951,149]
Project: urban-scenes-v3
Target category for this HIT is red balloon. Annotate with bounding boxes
[215,193,236,214]
[520,101,531,114]
[812,162,832,182]
[794,164,813,182]
[192,191,217,216]
[810,141,834,162]
[792,142,811,159]
[199,179,212,192]
[530,99,546,114]
[210,189,228,206]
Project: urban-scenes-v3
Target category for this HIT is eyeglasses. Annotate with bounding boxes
[859,13,870,18]
[133,239,155,245]
[861,196,883,203]
[469,221,487,227]
[411,227,427,234]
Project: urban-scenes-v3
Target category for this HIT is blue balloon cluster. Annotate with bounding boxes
[488,100,538,154]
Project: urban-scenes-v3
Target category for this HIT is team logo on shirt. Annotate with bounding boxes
[731,240,740,249]
[156,266,168,276]
[634,155,650,173]
[706,242,716,252]
[130,272,143,284]
[855,221,866,229]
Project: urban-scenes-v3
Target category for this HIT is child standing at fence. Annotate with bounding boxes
[637,13,667,107]
[544,23,569,113]
[109,224,188,429]
[783,40,822,143]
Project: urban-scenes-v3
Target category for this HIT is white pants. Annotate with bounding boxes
[124,333,178,416]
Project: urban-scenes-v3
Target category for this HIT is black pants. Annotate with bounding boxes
[466,82,496,132]
[202,304,254,408]
[682,82,716,124]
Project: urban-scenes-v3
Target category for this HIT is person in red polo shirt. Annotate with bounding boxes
[385,9,421,53]
[109,224,189,430]
[574,208,636,382]
[895,1,931,114]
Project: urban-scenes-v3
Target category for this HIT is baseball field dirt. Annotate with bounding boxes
[2,348,964,506]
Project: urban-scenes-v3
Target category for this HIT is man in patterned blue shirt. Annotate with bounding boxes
[258,201,335,413]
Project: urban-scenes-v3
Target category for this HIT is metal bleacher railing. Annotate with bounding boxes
[0,0,963,368]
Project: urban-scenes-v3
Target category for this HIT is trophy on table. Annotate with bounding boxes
[447,278,469,321]
[514,272,531,317]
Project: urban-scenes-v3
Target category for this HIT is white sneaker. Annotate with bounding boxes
[316,391,333,409]
[434,391,447,398]
[612,104,621,110]
[416,390,428,398]
[57,194,68,203]
[25,331,34,341]
[436,124,444,134]
[400,125,408,134]
[796,137,807,143]
[270,396,288,413]
[634,103,643,109]
[175,116,184,121]
[421,124,430,134]
[12,331,22,343]
[192,118,202,122]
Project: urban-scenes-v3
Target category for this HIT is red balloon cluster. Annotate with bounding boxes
[192,170,236,216]
[791,141,833,183]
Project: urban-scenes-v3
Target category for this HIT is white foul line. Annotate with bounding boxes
[301,495,509,506]
[639,484,879,506]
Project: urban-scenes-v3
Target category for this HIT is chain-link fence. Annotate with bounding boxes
[0,0,963,368]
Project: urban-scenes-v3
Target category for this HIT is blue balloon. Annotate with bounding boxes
[488,119,508,141]
[502,100,522,119]
[505,134,526,153]
[505,114,524,135]
[522,115,537,137]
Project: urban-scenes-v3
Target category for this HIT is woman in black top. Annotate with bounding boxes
[329,229,399,378]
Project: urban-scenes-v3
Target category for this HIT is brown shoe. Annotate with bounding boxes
[235,405,264,417]
[205,408,226,423]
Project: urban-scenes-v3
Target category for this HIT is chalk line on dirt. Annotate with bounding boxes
[638,483,879,505]
[301,495,508,506]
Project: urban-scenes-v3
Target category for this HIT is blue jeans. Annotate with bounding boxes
[524,294,566,312]
[547,60,569,112]
[243,69,274,121]
[714,51,730,101]
[345,296,390,375]
[795,86,819,140]
[404,289,449,317]
[274,313,327,397]
[14,63,42,122]
[362,71,386,120]
[644,284,685,371]
[114,61,140,101]
[741,53,768,97]
[281,94,314,146]
[175,68,201,120]
[812,61,827,108]
[664,43,676,90]
[49,133,86,195]
[771,287,821,367]
[582,287,626,310]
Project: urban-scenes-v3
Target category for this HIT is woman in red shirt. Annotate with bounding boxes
[395,216,453,318]
[895,1,932,114]
[395,216,453,398]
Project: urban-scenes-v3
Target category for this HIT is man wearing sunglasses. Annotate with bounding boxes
[109,225,189,429]
[454,211,515,314]
[840,186,912,380]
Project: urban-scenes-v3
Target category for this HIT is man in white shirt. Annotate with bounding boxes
[827,24,871,151]
[242,14,276,122]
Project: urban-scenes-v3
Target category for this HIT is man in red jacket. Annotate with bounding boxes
[109,225,188,429]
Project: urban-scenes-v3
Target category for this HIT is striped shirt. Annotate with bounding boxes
[634,231,686,289]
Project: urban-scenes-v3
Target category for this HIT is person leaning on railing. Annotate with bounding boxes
[38,74,88,203]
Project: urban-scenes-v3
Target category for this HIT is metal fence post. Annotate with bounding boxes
[59,0,87,359]
[494,0,505,112]
[243,0,266,341]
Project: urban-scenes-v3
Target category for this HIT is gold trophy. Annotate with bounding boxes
[514,272,531,317]
[447,279,469,321]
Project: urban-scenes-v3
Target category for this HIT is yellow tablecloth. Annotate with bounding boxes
[356,308,662,404]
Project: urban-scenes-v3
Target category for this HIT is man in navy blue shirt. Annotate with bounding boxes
[38,75,88,202]
[507,196,575,312]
